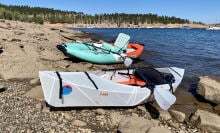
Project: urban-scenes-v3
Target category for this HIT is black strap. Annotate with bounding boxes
[169,83,174,94]
[84,72,99,90]
[117,68,132,79]
[169,67,182,77]
[55,71,63,100]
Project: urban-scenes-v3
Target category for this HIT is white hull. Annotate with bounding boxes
[39,67,184,107]
[207,27,220,30]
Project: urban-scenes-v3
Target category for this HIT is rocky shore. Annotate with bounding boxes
[0,20,220,132]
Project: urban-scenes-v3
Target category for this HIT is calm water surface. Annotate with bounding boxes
[71,28,220,79]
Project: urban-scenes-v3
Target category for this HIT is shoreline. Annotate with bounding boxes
[43,22,208,29]
[0,20,219,132]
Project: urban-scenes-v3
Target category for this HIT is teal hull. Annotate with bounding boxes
[57,42,123,64]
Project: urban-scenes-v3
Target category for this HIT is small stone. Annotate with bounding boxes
[49,129,55,133]
[132,113,139,117]
[189,113,200,126]
[137,105,147,112]
[36,103,42,111]
[148,127,172,133]
[178,130,185,133]
[42,104,50,113]
[144,111,152,119]
[95,108,106,115]
[71,120,87,126]
[30,78,40,85]
[14,31,25,35]
[128,109,134,112]
[169,122,179,128]
[169,110,186,122]
[64,113,72,120]
[159,111,172,120]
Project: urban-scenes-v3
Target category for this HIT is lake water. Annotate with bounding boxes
[71,28,220,79]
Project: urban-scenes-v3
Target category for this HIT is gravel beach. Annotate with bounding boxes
[0,20,219,132]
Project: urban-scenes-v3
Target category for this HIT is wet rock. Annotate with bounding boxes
[169,110,185,122]
[197,76,220,104]
[194,109,220,132]
[147,127,172,133]
[117,115,159,133]
[71,120,87,127]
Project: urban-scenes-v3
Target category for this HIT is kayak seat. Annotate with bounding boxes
[102,33,130,53]
[102,42,119,53]
[117,75,146,86]
[134,67,166,85]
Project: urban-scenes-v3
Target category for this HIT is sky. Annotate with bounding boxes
[0,0,220,24]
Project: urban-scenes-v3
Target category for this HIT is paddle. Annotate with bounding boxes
[124,58,176,110]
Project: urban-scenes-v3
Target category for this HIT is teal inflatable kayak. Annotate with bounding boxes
[57,33,131,64]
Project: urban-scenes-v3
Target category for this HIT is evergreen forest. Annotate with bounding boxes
[0,4,196,26]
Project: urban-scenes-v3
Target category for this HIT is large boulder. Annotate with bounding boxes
[190,109,220,132]
[197,76,220,104]
[117,115,159,133]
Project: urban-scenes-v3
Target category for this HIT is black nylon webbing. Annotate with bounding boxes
[84,72,99,90]
[55,71,63,100]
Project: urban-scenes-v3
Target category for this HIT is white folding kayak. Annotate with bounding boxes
[39,67,184,109]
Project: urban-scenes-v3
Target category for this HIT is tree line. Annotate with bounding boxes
[0,4,202,26]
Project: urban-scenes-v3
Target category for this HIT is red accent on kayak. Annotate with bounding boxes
[117,75,146,86]
[126,43,144,58]
[111,43,144,58]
